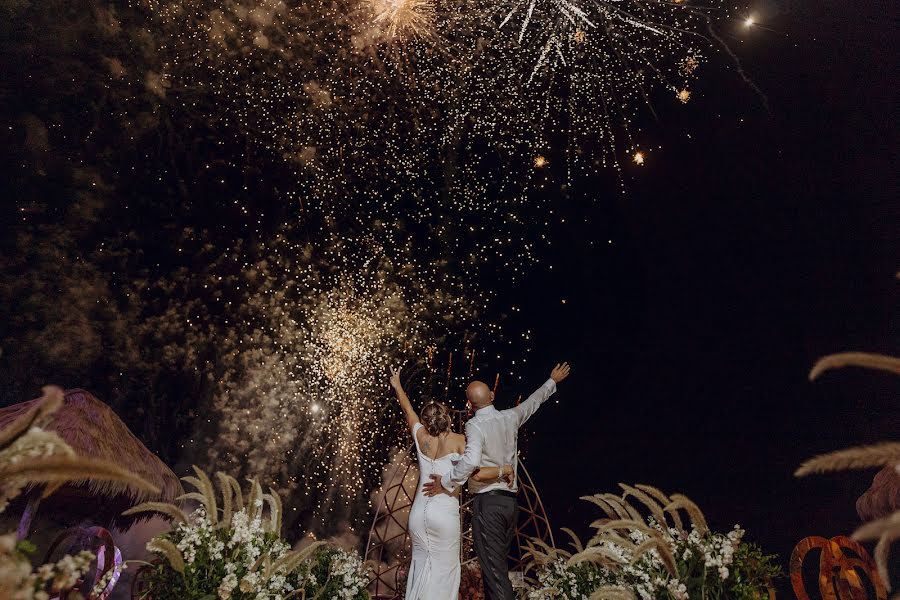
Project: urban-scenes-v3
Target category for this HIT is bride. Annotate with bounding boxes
[389,367,512,600]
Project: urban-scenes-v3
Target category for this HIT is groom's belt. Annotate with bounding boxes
[476,489,517,499]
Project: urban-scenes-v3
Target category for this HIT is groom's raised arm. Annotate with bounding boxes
[511,379,556,428]
[440,421,484,492]
[512,362,571,427]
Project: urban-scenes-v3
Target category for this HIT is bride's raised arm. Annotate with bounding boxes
[389,366,419,431]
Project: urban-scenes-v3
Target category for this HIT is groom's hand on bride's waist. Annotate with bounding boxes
[422,473,450,497]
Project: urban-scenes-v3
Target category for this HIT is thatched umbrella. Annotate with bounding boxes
[856,464,900,522]
[0,389,183,535]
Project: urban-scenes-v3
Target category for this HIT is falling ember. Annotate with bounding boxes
[680,55,700,76]
[533,155,549,168]
[633,151,645,166]
[572,29,586,44]
[677,89,692,103]
[371,0,437,40]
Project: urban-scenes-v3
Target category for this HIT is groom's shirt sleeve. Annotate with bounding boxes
[440,421,484,492]
[511,378,557,428]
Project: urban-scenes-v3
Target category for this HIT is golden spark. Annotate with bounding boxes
[372,0,436,40]
[573,29,586,44]
[677,88,691,103]
[632,151,645,166]
[533,155,548,168]
[680,55,700,76]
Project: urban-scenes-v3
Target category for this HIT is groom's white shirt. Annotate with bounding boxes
[440,378,557,494]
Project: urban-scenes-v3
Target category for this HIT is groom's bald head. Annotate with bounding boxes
[466,381,494,409]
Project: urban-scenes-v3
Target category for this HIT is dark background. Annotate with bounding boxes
[506,0,899,584]
[1,0,898,589]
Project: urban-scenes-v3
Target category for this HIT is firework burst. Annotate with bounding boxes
[370,0,437,41]
[135,0,743,197]
[134,225,488,528]
[119,0,752,529]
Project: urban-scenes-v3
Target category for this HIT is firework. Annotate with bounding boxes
[134,224,495,528]
[371,0,437,40]
[119,0,747,529]
[135,0,741,198]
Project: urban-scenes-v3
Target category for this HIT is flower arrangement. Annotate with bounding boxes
[294,547,369,600]
[525,484,779,600]
[127,466,370,599]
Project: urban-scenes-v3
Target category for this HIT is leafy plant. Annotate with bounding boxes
[525,484,779,600]
[127,466,370,599]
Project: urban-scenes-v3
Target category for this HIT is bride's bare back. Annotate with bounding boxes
[415,429,465,460]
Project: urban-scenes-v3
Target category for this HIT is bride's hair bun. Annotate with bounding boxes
[420,401,451,436]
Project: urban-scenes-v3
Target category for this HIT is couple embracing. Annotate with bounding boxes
[389,361,572,600]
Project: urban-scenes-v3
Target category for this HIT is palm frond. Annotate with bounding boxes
[177,492,208,505]
[666,494,709,534]
[632,536,677,576]
[795,442,900,476]
[217,471,234,529]
[192,465,219,525]
[123,501,190,524]
[265,488,283,535]
[181,475,202,491]
[226,473,244,512]
[0,456,160,495]
[589,586,636,600]
[273,541,327,574]
[852,512,900,542]
[637,484,683,532]
[566,546,624,569]
[619,483,666,526]
[809,352,900,380]
[147,538,185,574]
[560,527,584,553]
[246,477,262,518]
[591,519,653,538]
[581,495,625,520]
[873,528,899,592]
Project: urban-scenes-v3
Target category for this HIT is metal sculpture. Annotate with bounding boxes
[43,525,123,599]
[364,408,555,599]
[790,535,887,600]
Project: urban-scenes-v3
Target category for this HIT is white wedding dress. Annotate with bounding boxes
[405,422,461,600]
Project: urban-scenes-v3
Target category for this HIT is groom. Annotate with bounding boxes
[423,362,572,600]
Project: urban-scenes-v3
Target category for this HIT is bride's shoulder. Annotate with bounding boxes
[450,431,466,452]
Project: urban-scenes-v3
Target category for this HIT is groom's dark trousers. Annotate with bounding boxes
[473,490,519,600]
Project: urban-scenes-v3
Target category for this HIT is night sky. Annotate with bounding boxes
[506,0,899,586]
[1,0,897,591]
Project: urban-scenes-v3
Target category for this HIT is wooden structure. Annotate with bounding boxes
[790,535,888,600]
[0,388,182,536]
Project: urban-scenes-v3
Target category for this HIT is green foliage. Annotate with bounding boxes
[726,543,782,600]
[289,548,370,600]
[15,539,36,556]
